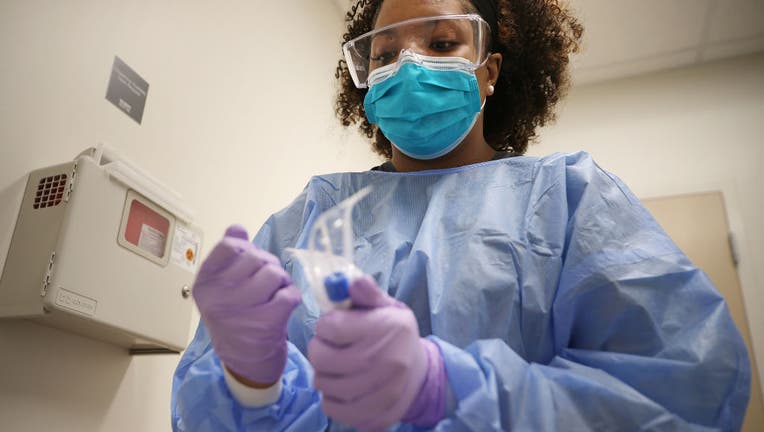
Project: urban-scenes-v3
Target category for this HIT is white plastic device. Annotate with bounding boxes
[0,145,203,353]
[287,187,373,312]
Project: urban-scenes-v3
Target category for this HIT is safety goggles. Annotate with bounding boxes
[342,14,492,89]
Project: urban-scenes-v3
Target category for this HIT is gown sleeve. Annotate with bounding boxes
[171,188,329,432]
[428,154,751,431]
[171,323,327,431]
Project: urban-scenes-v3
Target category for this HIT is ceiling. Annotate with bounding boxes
[331,0,764,86]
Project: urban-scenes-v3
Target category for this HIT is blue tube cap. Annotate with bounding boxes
[324,272,350,302]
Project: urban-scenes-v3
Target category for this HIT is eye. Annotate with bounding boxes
[431,40,458,51]
[370,50,397,64]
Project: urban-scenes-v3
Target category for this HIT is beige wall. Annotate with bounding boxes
[0,1,378,431]
[1,1,762,429]
[530,52,764,395]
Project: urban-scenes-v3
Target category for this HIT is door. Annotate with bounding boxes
[643,191,763,431]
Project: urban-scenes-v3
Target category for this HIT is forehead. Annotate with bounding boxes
[374,0,469,29]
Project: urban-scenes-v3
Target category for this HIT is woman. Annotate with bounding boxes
[172,0,751,430]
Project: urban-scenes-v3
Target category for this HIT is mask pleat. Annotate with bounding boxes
[363,57,483,160]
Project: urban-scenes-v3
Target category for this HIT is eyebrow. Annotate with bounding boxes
[371,19,442,41]
[371,28,397,42]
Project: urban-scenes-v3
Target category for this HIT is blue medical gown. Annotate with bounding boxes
[172,152,750,431]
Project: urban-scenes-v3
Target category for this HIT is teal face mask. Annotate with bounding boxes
[363,51,484,160]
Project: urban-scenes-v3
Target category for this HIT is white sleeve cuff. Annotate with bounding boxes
[222,366,283,408]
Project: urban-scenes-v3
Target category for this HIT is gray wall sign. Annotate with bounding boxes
[105,56,149,124]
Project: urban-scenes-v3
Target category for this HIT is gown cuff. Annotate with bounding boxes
[222,365,283,408]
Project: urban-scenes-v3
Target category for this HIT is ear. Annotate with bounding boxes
[485,53,503,88]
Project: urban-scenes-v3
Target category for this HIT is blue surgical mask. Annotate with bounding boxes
[363,51,484,160]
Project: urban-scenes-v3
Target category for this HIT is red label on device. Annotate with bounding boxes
[124,199,169,258]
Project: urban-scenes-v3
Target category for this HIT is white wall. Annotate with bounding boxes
[530,52,764,392]
[2,0,762,429]
[0,1,378,431]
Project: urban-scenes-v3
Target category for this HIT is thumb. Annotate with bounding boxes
[348,275,394,309]
[198,225,250,273]
[224,224,249,240]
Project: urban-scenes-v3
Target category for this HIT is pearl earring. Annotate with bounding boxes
[487,84,495,95]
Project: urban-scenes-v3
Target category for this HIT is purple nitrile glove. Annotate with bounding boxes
[192,224,301,384]
[308,275,448,431]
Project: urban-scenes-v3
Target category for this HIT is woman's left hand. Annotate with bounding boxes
[308,275,446,431]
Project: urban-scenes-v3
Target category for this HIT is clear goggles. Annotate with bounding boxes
[342,14,492,89]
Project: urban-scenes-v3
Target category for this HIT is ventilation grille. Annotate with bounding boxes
[34,174,67,209]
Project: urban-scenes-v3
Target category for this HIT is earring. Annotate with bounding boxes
[487,84,495,95]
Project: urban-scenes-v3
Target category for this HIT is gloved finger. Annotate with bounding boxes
[266,283,302,315]
[319,327,413,379]
[234,284,300,330]
[348,275,394,309]
[193,251,250,308]
[320,376,403,431]
[308,336,373,376]
[224,224,249,240]
[200,230,280,276]
[197,237,248,274]
[314,308,386,346]
[214,247,281,284]
[313,365,394,402]
[195,252,274,308]
[198,230,264,276]
[344,377,407,432]
[240,263,292,305]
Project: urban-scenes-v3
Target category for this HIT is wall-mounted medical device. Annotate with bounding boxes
[0,146,202,353]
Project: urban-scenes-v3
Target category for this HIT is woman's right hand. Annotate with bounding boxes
[192,225,302,387]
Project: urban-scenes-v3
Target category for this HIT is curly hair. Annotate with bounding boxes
[334,0,584,159]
